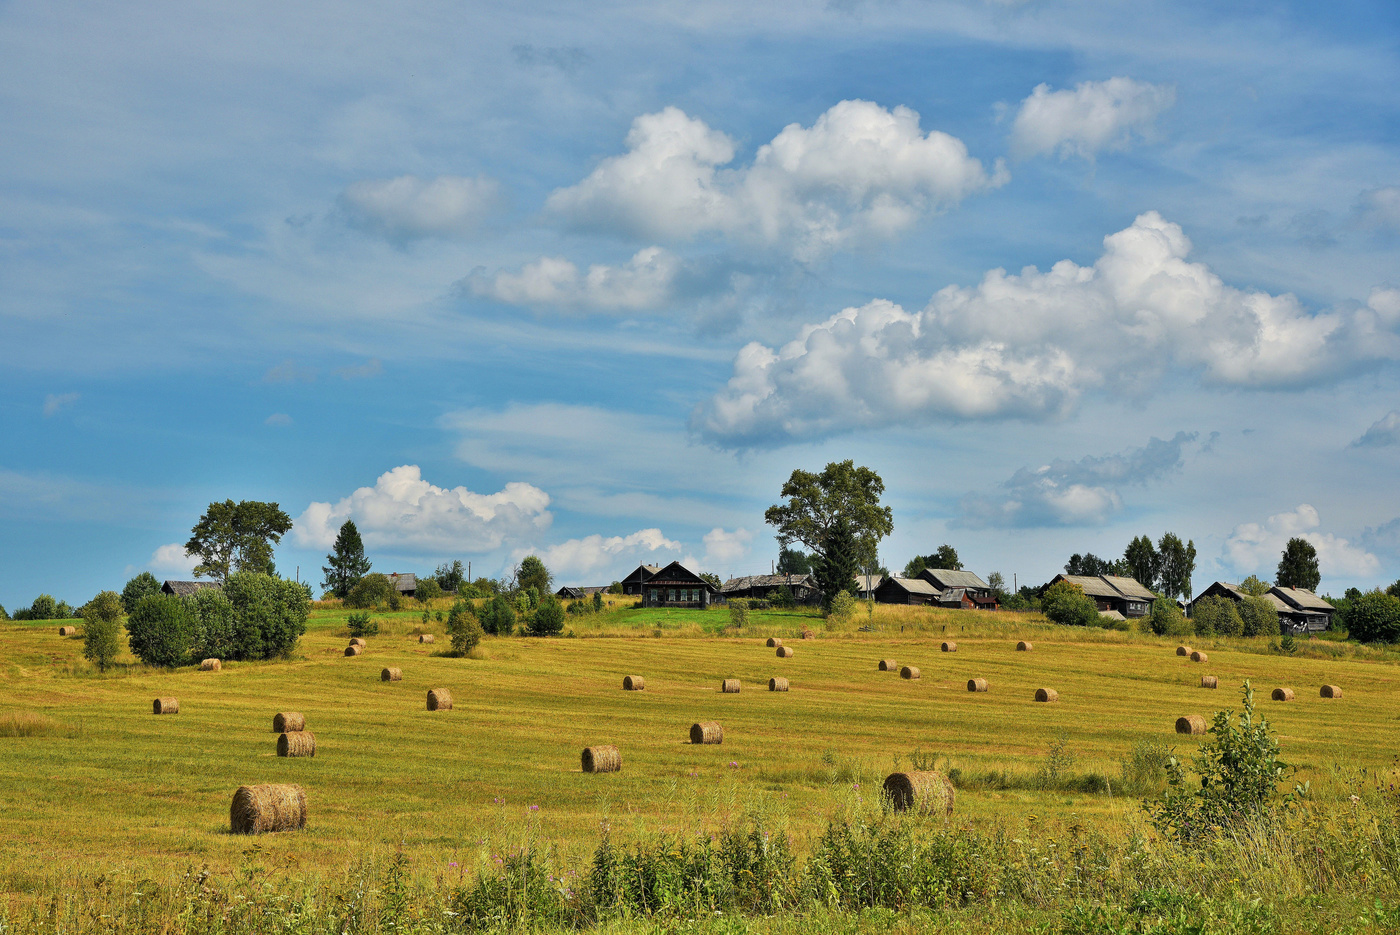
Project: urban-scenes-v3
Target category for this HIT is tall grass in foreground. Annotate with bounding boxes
[0,710,73,737]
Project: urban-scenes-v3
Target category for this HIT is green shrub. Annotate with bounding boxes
[592,591,603,612]
[125,594,194,667]
[1345,589,1400,643]
[447,600,483,654]
[81,591,124,671]
[1239,594,1280,637]
[827,590,857,623]
[479,594,516,636]
[221,572,311,660]
[1042,581,1100,627]
[1148,598,1191,636]
[345,573,393,609]
[414,578,443,603]
[187,588,237,660]
[346,611,379,637]
[608,581,623,594]
[29,594,58,620]
[728,598,750,628]
[120,572,162,613]
[0,604,7,620]
[771,586,796,609]
[1191,594,1243,638]
[529,595,565,636]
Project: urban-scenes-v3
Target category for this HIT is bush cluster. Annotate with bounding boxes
[446,600,483,654]
[346,611,379,637]
[123,572,310,667]
[1041,580,1100,627]
[1346,589,1400,643]
[478,595,516,636]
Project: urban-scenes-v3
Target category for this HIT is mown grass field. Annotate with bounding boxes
[1,601,1396,892]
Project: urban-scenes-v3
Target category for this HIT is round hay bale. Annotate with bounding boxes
[1271,687,1295,702]
[690,721,723,744]
[721,678,741,693]
[230,783,306,834]
[348,637,366,648]
[58,626,76,636]
[1034,688,1058,703]
[967,677,988,692]
[1190,650,1208,663]
[152,697,179,714]
[427,688,453,711]
[1176,645,1191,657]
[200,658,222,671]
[941,641,957,652]
[1175,715,1206,735]
[345,645,363,657]
[769,676,789,692]
[1016,641,1032,651]
[1200,675,1218,689]
[900,666,920,680]
[882,770,955,815]
[272,712,305,733]
[623,675,646,691]
[277,730,316,757]
[766,637,782,648]
[418,634,435,644]
[801,630,814,640]
[776,646,794,658]
[582,745,621,773]
[878,658,897,671]
[1320,684,1342,699]
[381,667,402,681]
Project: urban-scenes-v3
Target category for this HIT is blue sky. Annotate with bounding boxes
[3,0,1399,609]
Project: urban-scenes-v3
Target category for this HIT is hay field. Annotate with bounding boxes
[1,605,1396,885]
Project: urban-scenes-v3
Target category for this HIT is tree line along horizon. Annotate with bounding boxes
[7,464,1400,656]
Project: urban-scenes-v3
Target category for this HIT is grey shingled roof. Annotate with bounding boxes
[921,568,989,590]
[1270,587,1335,613]
[1203,583,1291,613]
[162,580,220,597]
[884,576,941,596]
[721,574,816,593]
[1056,574,1153,601]
[388,573,416,592]
[1101,575,1155,600]
[856,574,884,591]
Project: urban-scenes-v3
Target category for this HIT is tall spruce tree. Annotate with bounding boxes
[1276,537,1321,591]
[1156,532,1198,600]
[1123,535,1159,591]
[813,517,860,610]
[322,519,371,598]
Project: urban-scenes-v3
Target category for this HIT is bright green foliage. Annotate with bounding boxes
[903,544,961,577]
[446,600,483,654]
[1388,580,1400,599]
[414,577,443,603]
[1276,537,1321,591]
[120,572,161,613]
[1345,589,1400,643]
[518,556,552,596]
[607,581,623,594]
[125,594,194,667]
[526,586,540,609]
[728,598,750,628]
[187,587,237,660]
[1239,575,1271,597]
[321,519,371,598]
[1191,594,1243,637]
[766,460,893,573]
[1148,597,1191,636]
[592,592,603,612]
[1150,682,1296,842]
[346,611,379,638]
[221,572,311,660]
[479,594,516,636]
[434,560,465,593]
[528,595,565,636]
[81,590,124,671]
[827,590,857,624]
[1041,580,1100,627]
[345,572,393,609]
[776,547,811,576]
[1239,595,1280,637]
[1063,552,1122,576]
[1123,535,1159,591]
[30,594,58,620]
[185,499,292,582]
[0,604,7,620]
[1156,532,1197,600]
[813,516,860,610]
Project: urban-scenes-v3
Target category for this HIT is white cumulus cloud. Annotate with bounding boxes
[293,465,551,553]
[1356,186,1400,231]
[341,174,502,239]
[516,528,682,581]
[149,543,196,575]
[1352,410,1400,448]
[692,212,1400,447]
[703,527,753,564]
[1011,77,1176,160]
[547,100,1004,261]
[1223,504,1380,581]
[470,247,683,312]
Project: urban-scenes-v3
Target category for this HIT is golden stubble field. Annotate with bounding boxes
[1,608,1395,884]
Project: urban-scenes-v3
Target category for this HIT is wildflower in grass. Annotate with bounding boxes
[529,804,539,812]
[729,760,739,768]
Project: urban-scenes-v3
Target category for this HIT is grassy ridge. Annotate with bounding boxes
[0,603,1394,891]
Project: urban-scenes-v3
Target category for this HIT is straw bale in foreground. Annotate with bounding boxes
[582,745,620,773]
[1034,688,1058,702]
[900,666,920,680]
[1175,715,1206,735]
[381,667,402,681]
[967,677,988,692]
[272,712,305,733]
[427,688,453,710]
[878,659,897,671]
[1271,687,1295,702]
[230,783,306,834]
[1016,641,1032,651]
[277,731,316,757]
[690,721,723,744]
[200,658,221,671]
[623,675,645,691]
[768,677,789,692]
[721,678,741,693]
[1200,675,1218,689]
[883,770,954,815]
[1320,684,1342,699]
[153,697,178,714]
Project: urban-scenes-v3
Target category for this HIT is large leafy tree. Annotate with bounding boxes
[322,519,372,598]
[1275,537,1321,591]
[766,461,893,576]
[1123,535,1159,591]
[1064,553,1123,577]
[776,547,812,576]
[812,517,860,609]
[185,500,293,582]
[435,560,466,593]
[1156,532,1198,600]
[904,545,961,577]
[120,572,162,613]
[81,590,125,671]
[518,556,552,595]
